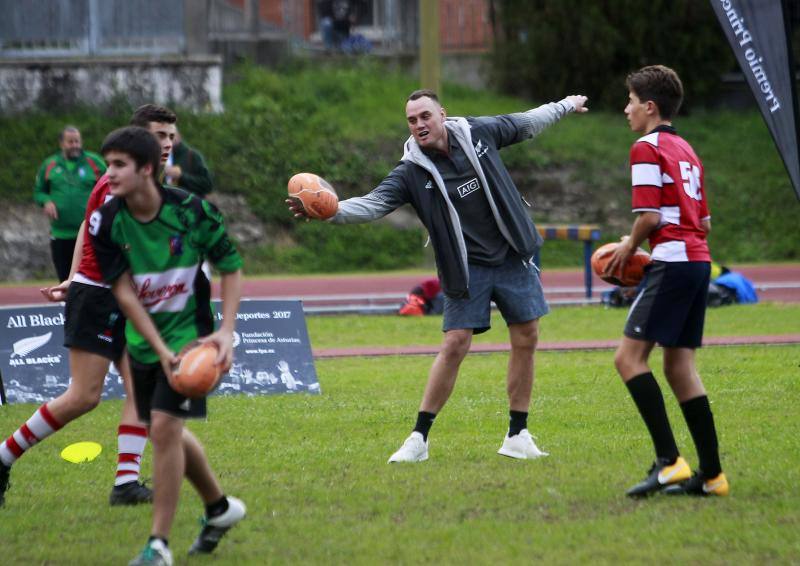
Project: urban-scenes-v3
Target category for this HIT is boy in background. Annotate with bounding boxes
[0,105,181,510]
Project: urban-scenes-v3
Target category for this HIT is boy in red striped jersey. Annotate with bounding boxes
[606,65,728,498]
[0,105,179,509]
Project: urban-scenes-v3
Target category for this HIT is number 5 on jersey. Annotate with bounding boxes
[679,161,702,201]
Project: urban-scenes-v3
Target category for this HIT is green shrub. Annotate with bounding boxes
[1,60,797,274]
[242,223,425,274]
[489,1,735,110]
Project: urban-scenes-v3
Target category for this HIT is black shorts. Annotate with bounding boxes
[624,261,710,348]
[130,358,207,423]
[63,281,126,361]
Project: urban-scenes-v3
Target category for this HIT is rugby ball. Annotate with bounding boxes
[287,172,339,220]
[170,342,222,399]
[591,242,651,287]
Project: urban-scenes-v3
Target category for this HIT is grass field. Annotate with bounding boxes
[307,303,800,348]
[1,306,798,564]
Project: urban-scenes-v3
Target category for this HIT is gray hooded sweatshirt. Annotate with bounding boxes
[330,99,576,298]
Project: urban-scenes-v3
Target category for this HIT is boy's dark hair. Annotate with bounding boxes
[129,104,177,128]
[407,89,440,105]
[101,126,161,182]
[626,65,684,120]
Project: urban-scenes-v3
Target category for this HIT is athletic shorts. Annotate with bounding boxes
[443,254,549,334]
[624,261,711,348]
[63,281,126,361]
[130,358,207,423]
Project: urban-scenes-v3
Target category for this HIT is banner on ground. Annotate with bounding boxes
[710,0,800,201]
[0,300,319,406]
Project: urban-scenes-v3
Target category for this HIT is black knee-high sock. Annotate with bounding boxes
[508,410,528,437]
[680,395,722,477]
[413,411,436,441]
[625,372,679,462]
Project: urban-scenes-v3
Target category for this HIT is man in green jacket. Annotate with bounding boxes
[164,129,213,197]
[34,126,106,281]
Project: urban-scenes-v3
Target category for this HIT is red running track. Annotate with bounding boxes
[1,264,799,306]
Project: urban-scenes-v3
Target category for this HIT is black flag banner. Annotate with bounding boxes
[711,0,800,201]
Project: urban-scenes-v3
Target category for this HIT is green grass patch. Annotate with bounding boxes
[1,344,798,563]
[306,303,800,349]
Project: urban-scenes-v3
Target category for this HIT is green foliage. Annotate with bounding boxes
[1,59,798,273]
[490,0,735,110]
[247,222,425,274]
[0,106,130,204]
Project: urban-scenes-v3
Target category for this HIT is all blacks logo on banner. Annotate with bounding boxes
[0,300,319,406]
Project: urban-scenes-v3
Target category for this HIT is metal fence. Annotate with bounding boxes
[206,0,488,54]
[0,0,491,59]
[0,0,185,58]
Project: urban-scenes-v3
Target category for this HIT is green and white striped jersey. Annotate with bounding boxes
[89,186,243,364]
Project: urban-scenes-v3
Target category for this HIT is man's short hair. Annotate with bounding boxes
[59,125,80,141]
[101,126,161,182]
[626,65,684,120]
[407,89,441,105]
[129,104,177,128]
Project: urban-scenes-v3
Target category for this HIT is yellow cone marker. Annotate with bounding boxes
[60,441,102,463]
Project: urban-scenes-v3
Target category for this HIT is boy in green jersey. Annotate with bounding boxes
[89,126,245,566]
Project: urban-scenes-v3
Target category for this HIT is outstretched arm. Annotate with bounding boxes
[510,95,589,140]
[287,169,410,224]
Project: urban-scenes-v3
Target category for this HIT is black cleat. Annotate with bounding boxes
[626,456,691,498]
[663,471,729,496]
[188,496,246,555]
[109,480,153,506]
[0,462,9,507]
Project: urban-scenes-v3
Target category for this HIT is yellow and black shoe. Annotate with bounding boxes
[625,456,692,498]
[663,471,729,496]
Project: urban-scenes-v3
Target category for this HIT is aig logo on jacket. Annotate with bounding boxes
[474,139,488,158]
[457,178,480,198]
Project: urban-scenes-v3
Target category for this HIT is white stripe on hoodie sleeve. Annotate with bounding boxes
[509,99,575,139]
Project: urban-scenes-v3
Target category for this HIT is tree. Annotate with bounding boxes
[488,0,735,110]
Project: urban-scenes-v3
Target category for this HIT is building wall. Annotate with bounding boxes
[439,0,492,53]
[0,56,223,114]
[244,0,493,52]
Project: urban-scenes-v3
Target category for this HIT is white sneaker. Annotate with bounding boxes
[129,538,173,566]
[189,496,247,554]
[387,431,429,463]
[497,429,548,459]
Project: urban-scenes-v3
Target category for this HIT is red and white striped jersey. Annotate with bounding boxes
[75,173,114,286]
[630,126,711,262]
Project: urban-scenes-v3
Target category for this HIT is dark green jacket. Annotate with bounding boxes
[33,150,106,239]
[170,141,213,196]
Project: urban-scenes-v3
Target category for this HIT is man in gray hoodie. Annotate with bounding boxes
[288,89,588,463]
